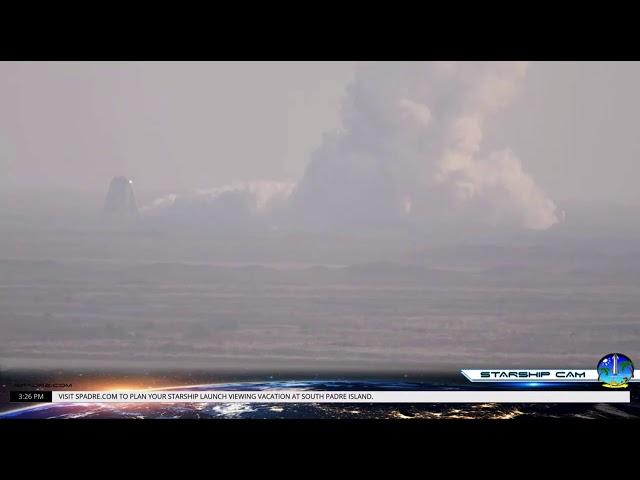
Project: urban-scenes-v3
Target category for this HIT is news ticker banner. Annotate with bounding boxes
[461,369,640,382]
[9,390,630,404]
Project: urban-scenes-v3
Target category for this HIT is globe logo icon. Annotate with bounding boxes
[597,353,634,388]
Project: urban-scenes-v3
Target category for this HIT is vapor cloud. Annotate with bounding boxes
[292,61,558,230]
[143,181,294,226]
[148,62,559,231]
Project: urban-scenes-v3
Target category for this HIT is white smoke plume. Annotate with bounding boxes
[143,181,294,227]
[148,62,559,231]
[292,61,559,230]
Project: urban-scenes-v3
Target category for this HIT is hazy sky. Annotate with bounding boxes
[0,61,355,191]
[1,61,640,207]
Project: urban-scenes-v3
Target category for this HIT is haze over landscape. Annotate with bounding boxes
[1,61,640,372]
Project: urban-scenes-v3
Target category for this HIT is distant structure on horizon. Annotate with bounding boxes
[103,176,139,221]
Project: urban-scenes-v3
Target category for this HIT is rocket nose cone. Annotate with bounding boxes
[104,176,139,220]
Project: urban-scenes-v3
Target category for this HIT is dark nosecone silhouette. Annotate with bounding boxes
[103,176,139,221]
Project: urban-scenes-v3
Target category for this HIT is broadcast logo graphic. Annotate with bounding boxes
[597,353,634,388]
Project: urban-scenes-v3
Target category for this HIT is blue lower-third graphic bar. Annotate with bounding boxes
[47,390,631,404]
